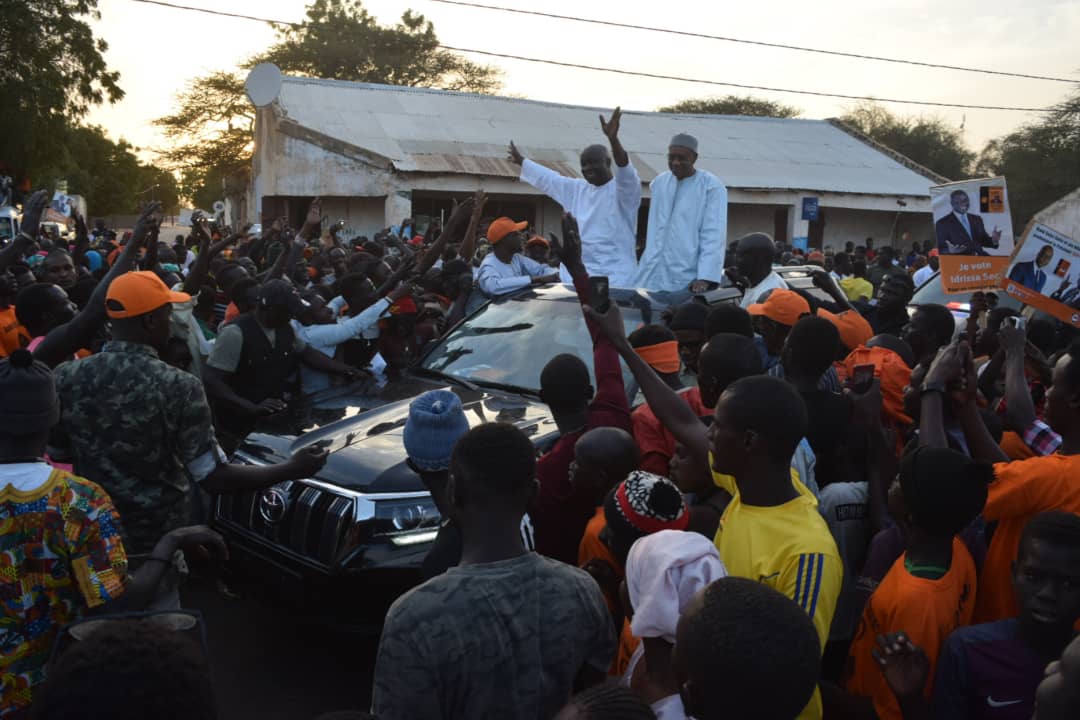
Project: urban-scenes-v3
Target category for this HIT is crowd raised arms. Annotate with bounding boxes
[2,109,1080,720]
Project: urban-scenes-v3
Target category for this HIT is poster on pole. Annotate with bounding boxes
[930,177,1014,294]
[1001,222,1080,328]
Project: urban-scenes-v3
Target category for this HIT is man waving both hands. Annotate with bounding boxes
[509,106,641,287]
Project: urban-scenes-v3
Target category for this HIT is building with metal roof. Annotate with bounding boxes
[243,68,942,251]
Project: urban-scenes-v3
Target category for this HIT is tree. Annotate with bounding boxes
[658,95,801,118]
[262,0,498,92]
[154,72,254,210]
[62,126,180,216]
[839,101,974,181]
[155,1,500,204]
[976,87,1080,229]
[0,0,124,184]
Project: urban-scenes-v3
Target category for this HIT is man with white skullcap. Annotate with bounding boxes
[633,133,729,293]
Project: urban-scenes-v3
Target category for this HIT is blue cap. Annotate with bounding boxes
[403,390,469,472]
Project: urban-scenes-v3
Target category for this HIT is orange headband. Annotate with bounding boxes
[635,341,680,374]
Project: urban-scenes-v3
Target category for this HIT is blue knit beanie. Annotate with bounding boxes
[403,390,470,472]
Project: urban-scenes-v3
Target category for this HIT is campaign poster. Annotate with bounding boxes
[1001,222,1080,328]
[930,177,1014,294]
[51,191,73,217]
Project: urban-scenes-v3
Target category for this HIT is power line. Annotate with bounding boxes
[124,0,1055,112]
[431,0,1076,84]
[130,0,300,26]
[440,46,1053,112]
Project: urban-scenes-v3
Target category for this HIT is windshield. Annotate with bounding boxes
[910,271,1022,313]
[420,291,660,393]
[0,217,13,242]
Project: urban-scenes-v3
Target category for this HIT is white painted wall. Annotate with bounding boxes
[1035,189,1080,241]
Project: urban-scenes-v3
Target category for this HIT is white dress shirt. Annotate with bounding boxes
[519,158,641,287]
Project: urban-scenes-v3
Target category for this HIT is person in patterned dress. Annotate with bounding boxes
[0,349,225,716]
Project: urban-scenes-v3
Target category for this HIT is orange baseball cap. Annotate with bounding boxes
[747,289,810,327]
[526,235,549,248]
[106,271,191,319]
[817,308,873,351]
[487,217,528,244]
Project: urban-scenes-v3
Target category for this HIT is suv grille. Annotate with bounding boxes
[216,480,355,567]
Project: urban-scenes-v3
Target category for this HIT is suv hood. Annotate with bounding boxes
[237,383,559,494]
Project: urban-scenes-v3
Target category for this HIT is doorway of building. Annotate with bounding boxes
[808,208,827,249]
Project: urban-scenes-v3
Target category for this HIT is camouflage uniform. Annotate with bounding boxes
[371,552,616,719]
[53,341,222,555]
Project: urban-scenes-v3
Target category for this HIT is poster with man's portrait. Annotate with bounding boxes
[930,177,1014,294]
[1001,222,1080,328]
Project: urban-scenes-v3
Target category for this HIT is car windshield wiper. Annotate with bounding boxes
[411,366,480,392]
[469,378,541,398]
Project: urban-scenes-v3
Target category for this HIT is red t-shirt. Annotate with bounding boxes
[632,386,710,476]
[976,454,1080,623]
[531,274,632,564]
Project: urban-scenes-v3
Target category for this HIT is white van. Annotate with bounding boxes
[0,206,18,247]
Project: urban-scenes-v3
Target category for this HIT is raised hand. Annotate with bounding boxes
[507,141,524,166]
[19,190,49,237]
[560,213,584,276]
[73,211,88,243]
[583,296,628,347]
[599,106,622,142]
[924,342,966,389]
[472,188,488,216]
[305,197,322,228]
[131,202,162,247]
[998,319,1026,355]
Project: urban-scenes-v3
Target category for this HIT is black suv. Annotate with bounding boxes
[213,283,740,611]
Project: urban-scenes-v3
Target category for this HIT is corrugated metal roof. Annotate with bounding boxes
[273,75,935,197]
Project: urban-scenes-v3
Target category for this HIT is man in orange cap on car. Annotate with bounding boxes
[476,217,560,298]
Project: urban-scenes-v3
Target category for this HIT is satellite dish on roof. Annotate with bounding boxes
[245,63,282,107]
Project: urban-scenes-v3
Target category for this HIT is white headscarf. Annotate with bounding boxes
[626,530,727,644]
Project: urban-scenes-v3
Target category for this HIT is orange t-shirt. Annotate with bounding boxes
[976,454,1080,623]
[223,302,240,325]
[999,431,1036,461]
[578,507,618,569]
[0,306,23,358]
[613,618,640,678]
[632,386,710,476]
[846,537,977,720]
[578,507,621,615]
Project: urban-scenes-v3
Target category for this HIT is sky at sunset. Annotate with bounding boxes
[86,0,1080,159]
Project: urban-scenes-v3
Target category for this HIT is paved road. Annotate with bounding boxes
[183,582,380,719]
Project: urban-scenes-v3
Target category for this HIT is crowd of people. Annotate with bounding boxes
[2,118,1080,720]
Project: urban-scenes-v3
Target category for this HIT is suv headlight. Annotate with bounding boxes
[373,498,441,545]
